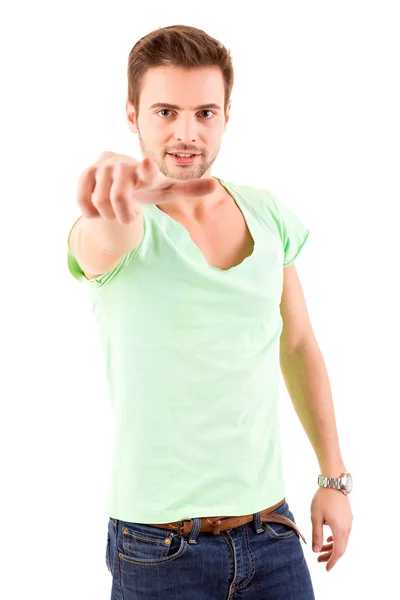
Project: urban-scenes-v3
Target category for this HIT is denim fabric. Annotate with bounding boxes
[105,500,315,599]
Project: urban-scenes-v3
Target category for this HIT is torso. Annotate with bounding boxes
[158,190,255,271]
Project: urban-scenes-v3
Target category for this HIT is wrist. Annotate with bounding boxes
[318,461,346,477]
[317,471,353,495]
[319,469,347,478]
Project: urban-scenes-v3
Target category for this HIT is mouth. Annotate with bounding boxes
[167,153,200,166]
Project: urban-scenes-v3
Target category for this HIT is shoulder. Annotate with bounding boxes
[218,178,282,222]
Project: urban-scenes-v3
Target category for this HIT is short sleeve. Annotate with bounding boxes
[67,216,88,282]
[266,191,310,267]
[66,216,134,287]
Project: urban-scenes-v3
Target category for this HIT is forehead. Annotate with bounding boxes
[140,66,225,105]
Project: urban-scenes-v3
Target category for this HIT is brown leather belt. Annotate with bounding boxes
[147,497,307,545]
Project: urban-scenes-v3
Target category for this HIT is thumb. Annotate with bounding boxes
[312,520,323,552]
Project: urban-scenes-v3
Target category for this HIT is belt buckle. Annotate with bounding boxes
[177,519,193,535]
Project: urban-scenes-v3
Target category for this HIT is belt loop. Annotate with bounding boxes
[213,519,223,535]
[187,517,201,544]
[253,511,263,534]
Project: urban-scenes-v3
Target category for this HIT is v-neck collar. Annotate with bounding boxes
[146,176,257,273]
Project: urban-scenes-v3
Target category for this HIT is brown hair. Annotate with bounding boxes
[127,25,234,117]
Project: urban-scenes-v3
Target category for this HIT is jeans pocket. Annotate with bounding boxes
[119,521,188,566]
[261,501,298,540]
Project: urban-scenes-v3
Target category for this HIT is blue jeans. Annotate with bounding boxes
[106,500,315,599]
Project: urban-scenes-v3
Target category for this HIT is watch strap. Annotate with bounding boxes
[318,474,343,490]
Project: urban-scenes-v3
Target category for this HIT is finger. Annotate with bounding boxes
[136,157,161,187]
[92,165,116,220]
[320,543,334,551]
[311,519,324,553]
[326,531,347,571]
[157,177,219,201]
[76,167,101,218]
[318,552,332,563]
[110,163,140,224]
[327,533,349,552]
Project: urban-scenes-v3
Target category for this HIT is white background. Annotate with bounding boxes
[1,1,399,598]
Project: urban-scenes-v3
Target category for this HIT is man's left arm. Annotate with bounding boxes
[279,264,353,572]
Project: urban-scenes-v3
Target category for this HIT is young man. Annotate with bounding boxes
[68,24,353,600]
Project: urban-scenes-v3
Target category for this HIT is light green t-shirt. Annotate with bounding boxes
[67,176,310,523]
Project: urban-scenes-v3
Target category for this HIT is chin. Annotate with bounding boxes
[161,160,207,181]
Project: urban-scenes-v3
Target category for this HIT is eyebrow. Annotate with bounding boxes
[149,102,222,111]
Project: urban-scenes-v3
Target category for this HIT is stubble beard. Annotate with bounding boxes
[137,129,220,180]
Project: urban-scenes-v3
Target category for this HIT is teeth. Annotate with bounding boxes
[173,153,194,157]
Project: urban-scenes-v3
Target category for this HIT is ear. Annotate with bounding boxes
[126,100,138,134]
[224,100,232,131]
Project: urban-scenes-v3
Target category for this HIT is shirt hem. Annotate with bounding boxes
[106,493,287,523]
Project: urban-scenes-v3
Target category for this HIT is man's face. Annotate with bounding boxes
[127,66,230,180]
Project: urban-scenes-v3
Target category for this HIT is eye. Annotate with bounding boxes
[199,110,214,119]
[156,109,215,119]
[157,109,173,118]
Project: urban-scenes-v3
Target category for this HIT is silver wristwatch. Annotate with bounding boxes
[318,472,353,496]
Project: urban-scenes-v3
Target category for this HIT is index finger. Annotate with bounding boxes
[326,530,348,571]
[135,158,219,200]
[157,176,219,200]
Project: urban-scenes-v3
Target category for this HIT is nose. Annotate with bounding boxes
[173,113,198,144]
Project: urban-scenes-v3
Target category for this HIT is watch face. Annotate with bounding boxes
[345,473,353,493]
